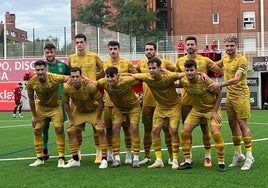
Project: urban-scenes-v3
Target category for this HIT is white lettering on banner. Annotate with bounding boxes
[0,61,10,71]
[0,89,13,100]
[14,60,36,70]
[0,57,69,82]
[0,72,8,81]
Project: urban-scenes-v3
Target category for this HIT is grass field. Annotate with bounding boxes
[0,110,267,188]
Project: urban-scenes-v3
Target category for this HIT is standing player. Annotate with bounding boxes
[176,36,222,167]
[208,35,254,170]
[42,43,70,160]
[97,66,141,168]
[63,67,108,169]
[130,57,185,170]
[135,42,176,165]
[27,60,68,167]
[12,82,26,118]
[69,34,104,163]
[178,59,226,172]
[103,41,137,164]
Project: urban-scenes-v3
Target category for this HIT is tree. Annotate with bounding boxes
[76,0,162,38]
[76,0,111,28]
[109,0,160,37]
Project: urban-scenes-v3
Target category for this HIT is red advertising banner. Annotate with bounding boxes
[0,57,142,111]
[0,57,69,82]
[0,57,68,111]
[0,82,19,110]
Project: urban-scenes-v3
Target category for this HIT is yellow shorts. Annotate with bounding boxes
[35,104,63,129]
[142,106,155,125]
[112,104,141,125]
[153,103,181,129]
[181,105,192,123]
[184,107,222,127]
[104,106,129,128]
[181,105,207,125]
[104,106,113,129]
[226,97,251,119]
[67,109,103,132]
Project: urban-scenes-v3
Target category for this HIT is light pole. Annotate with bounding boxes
[3,21,6,59]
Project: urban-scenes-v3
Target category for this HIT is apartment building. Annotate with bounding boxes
[0,12,28,43]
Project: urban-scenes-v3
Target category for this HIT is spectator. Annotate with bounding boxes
[203,45,210,52]
[177,40,185,53]
[211,40,218,51]
[203,45,211,58]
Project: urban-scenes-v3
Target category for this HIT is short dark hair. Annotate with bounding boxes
[184,59,197,69]
[108,41,120,48]
[44,43,56,50]
[147,57,162,67]
[70,67,82,75]
[145,42,157,50]
[75,34,87,41]
[105,66,118,77]
[34,60,46,67]
[185,36,197,44]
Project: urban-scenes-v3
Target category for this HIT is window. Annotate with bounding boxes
[213,13,219,24]
[243,11,255,29]
[11,31,17,37]
[156,11,168,28]
[243,0,255,2]
[157,0,167,8]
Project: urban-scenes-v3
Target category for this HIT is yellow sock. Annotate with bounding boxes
[212,132,225,162]
[34,134,43,158]
[132,137,140,155]
[243,136,252,153]
[56,133,65,157]
[153,138,162,159]
[112,137,121,155]
[232,136,242,152]
[180,130,191,160]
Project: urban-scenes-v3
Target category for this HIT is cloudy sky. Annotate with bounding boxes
[0,0,71,43]
[0,0,71,29]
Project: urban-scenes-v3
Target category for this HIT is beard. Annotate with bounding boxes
[187,48,195,54]
[226,50,235,56]
[146,53,155,59]
[47,56,55,63]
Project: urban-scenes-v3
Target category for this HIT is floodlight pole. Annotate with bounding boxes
[3,21,7,59]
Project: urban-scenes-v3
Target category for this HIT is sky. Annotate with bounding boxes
[0,0,71,29]
[0,0,71,44]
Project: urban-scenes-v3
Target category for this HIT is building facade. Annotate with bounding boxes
[71,0,267,48]
[0,12,28,43]
[71,0,267,34]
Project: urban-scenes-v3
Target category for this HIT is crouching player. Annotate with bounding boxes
[63,67,108,169]
[178,59,226,172]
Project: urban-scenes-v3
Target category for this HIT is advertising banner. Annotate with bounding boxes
[252,56,268,71]
[0,57,69,82]
[0,57,68,111]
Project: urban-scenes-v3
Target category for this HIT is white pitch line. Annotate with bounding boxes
[0,138,267,162]
[0,124,31,129]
